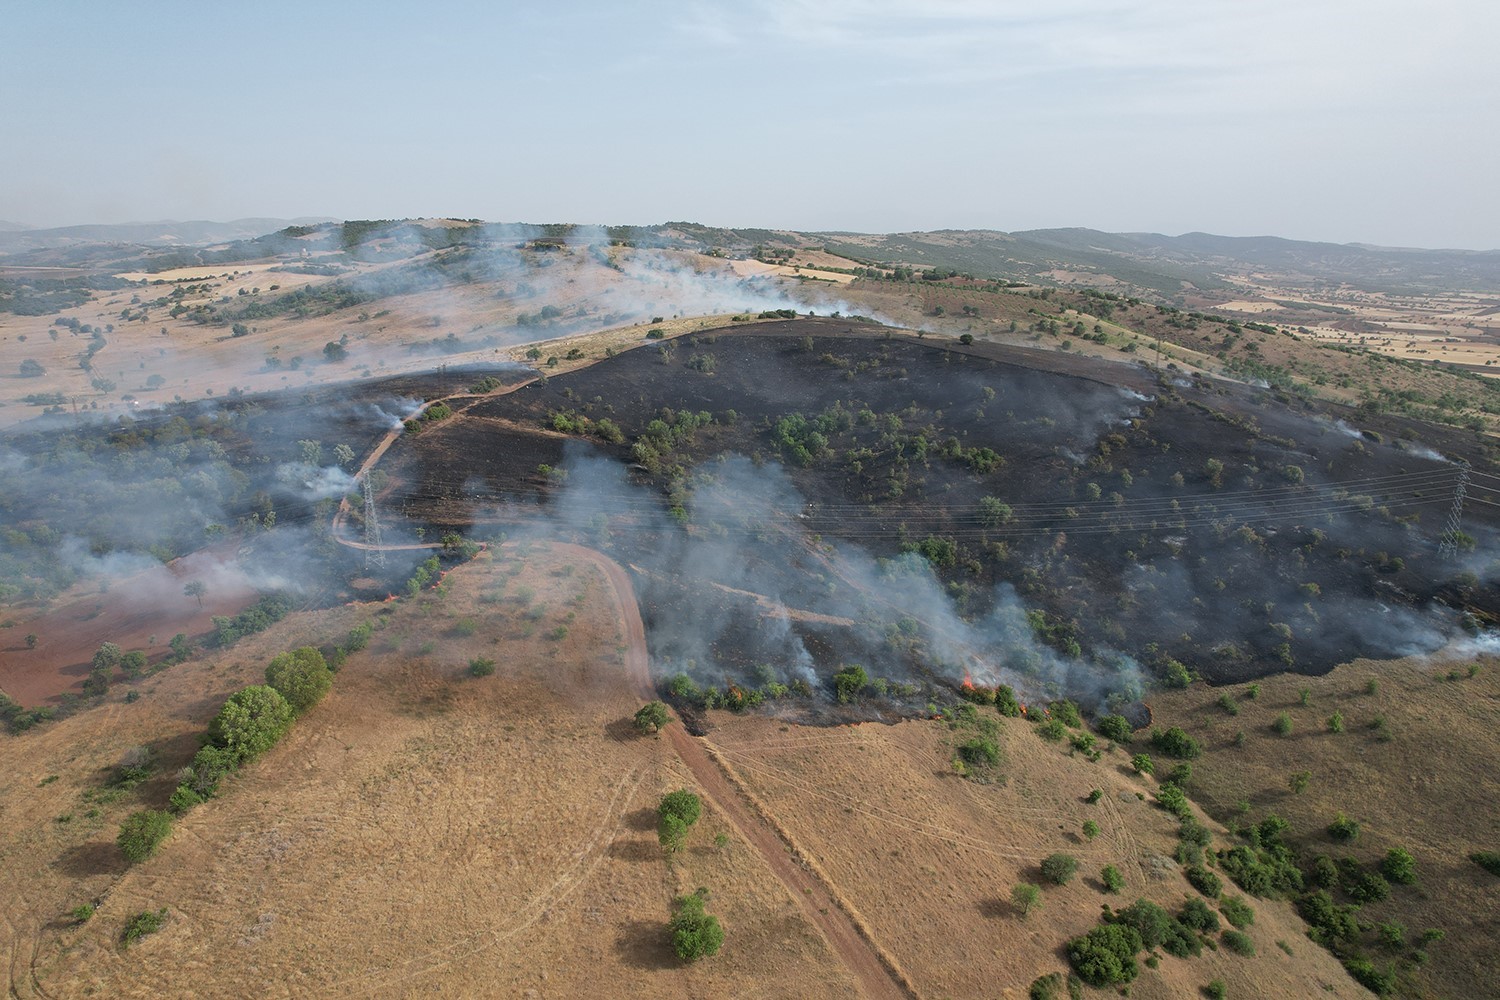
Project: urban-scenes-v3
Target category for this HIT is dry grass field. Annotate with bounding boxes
[1,545,856,999]
[1150,652,1500,1000]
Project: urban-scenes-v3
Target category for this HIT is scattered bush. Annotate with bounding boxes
[1469,851,1500,876]
[1272,712,1293,736]
[669,891,724,962]
[832,664,868,703]
[1205,979,1226,1000]
[1382,847,1417,885]
[264,647,332,714]
[117,810,173,863]
[1344,956,1396,996]
[468,657,496,677]
[1101,865,1124,894]
[658,789,702,854]
[1149,726,1202,759]
[993,684,1022,717]
[1221,929,1255,956]
[1185,864,1222,898]
[1219,895,1255,930]
[1327,813,1360,843]
[633,700,671,734]
[1067,923,1141,988]
[1011,882,1043,917]
[121,907,168,947]
[1095,713,1132,742]
[1041,853,1079,885]
[208,685,294,764]
[1179,898,1220,933]
[1130,753,1154,775]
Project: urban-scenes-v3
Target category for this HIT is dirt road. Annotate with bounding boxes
[554,542,916,1000]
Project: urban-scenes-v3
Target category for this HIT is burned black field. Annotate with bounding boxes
[378,319,1499,701]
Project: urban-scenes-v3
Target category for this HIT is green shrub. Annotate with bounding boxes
[1347,871,1391,904]
[1469,851,1500,876]
[633,700,671,734]
[117,810,172,863]
[1272,712,1293,736]
[1327,812,1360,843]
[669,891,724,962]
[1185,864,1222,898]
[958,735,1001,768]
[1205,980,1226,1000]
[1050,700,1082,727]
[208,685,294,764]
[1095,713,1132,742]
[167,785,203,814]
[1041,853,1079,885]
[69,903,96,924]
[1215,693,1239,716]
[1101,865,1124,894]
[1382,847,1417,885]
[264,647,332,714]
[1082,820,1100,840]
[1219,896,1255,930]
[1149,726,1202,759]
[1221,929,1255,956]
[1344,957,1396,996]
[1130,753,1154,775]
[1179,898,1220,933]
[832,664,868,703]
[1036,718,1066,742]
[1068,923,1141,987]
[1011,882,1043,917]
[993,684,1022,717]
[468,657,496,677]
[121,908,168,947]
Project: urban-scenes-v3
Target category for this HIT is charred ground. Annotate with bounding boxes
[377,320,1499,698]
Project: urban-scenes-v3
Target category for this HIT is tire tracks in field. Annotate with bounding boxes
[560,542,917,1000]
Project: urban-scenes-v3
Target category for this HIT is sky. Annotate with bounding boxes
[1,0,1495,248]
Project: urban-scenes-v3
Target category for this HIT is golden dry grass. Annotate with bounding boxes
[0,544,854,999]
[1150,652,1500,1000]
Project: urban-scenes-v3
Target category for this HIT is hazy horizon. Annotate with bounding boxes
[4,1,1495,250]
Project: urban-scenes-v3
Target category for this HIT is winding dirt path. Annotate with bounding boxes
[554,541,916,1000]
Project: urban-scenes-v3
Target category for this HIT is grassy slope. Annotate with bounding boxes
[1150,653,1500,1000]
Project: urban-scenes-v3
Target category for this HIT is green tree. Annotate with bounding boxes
[1041,852,1079,885]
[120,650,147,679]
[978,496,1013,528]
[208,685,294,763]
[1327,812,1360,843]
[117,809,173,863]
[1096,714,1132,742]
[1011,882,1042,917]
[1068,923,1141,987]
[633,700,671,734]
[92,642,123,671]
[832,664,868,703]
[669,891,724,962]
[658,789,702,854]
[264,647,332,714]
[1382,847,1418,885]
[184,580,206,608]
[333,443,356,467]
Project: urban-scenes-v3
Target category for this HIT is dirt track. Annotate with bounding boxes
[556,541,915,1000]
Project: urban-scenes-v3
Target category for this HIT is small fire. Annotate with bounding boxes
[1019,703,1028,716]
[961,669,974,690]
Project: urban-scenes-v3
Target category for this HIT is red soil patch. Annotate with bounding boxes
[0,547,256,706]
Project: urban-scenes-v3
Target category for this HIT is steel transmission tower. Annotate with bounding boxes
[1437,461,1470,560]
[362,473,386,569]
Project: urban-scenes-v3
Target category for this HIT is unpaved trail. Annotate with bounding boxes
[554,541,916,1000]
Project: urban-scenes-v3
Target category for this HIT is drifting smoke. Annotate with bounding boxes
[369,397,427,431]
[276,463,359,500]
[514,447,1145,710]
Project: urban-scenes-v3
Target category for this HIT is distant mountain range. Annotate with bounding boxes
[0,218,336,254]
[2,216,1496,298]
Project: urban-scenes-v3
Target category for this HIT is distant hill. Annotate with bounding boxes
[0,217,336,254]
